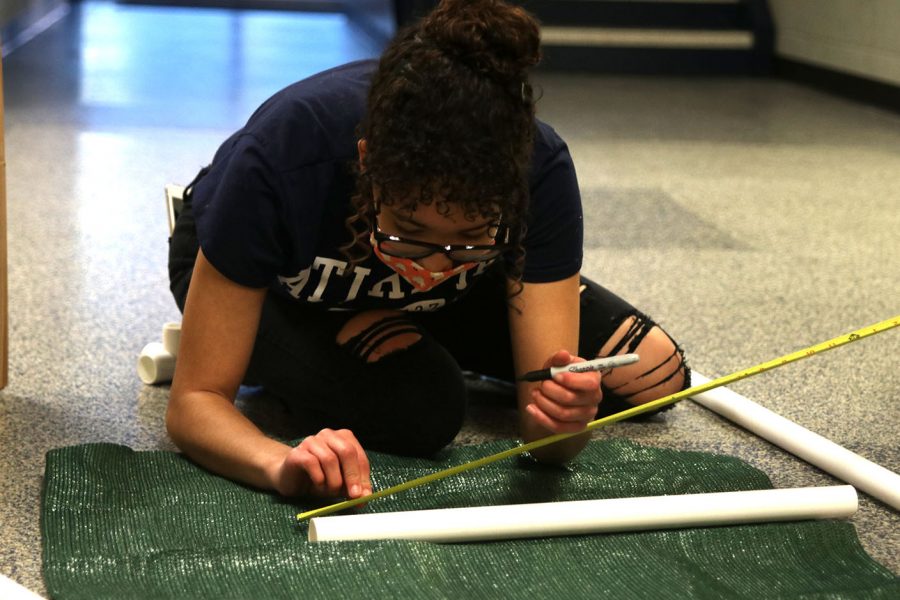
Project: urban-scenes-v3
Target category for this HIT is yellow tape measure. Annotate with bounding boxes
[297,314,900,521]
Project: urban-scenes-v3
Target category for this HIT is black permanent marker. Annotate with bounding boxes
[518,354,640,382]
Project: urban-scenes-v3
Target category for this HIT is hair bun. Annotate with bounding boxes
[419,0,541,82]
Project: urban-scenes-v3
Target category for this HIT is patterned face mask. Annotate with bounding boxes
[370,233,479,292]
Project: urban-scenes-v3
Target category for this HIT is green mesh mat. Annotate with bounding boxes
[42,439,897,599]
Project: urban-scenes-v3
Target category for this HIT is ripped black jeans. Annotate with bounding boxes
[169,201,690,458]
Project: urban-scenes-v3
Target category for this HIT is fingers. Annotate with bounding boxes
[552,370,601,392]
[527,351,602,433]
[547,349,575,368]
[334,429,372,498]
[290,429,371,499]
[527,386,599,433]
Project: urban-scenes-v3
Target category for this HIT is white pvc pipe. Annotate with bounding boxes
[0,575,46,600]
[137,342,175,385]
[162,321,181,357]
[690,372,900,511]
[308,485,857,543]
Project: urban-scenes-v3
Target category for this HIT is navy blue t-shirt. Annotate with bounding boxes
[192,60,583,313]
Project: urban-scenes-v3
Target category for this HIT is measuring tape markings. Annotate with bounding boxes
[297,315,900,521]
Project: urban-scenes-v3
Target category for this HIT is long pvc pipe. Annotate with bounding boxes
[308,485,857,543]
[690,373,900,511]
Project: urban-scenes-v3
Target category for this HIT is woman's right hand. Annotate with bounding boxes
[269,428,372,500]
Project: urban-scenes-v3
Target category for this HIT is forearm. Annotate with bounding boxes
[507,274,595,464]
[166,250,284,489]
[166,390,291,491]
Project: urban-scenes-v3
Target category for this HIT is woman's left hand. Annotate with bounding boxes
[525,350,602,433]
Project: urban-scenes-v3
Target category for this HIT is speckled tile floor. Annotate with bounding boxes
[2,1,898,596]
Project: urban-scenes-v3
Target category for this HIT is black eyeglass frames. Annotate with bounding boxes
[372,223,511,262]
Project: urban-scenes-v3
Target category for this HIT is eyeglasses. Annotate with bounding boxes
[372,221,511,262]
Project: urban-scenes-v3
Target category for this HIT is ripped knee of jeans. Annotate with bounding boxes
[336,317,466,457]
[338,313,424,363]
[595,311,690,417]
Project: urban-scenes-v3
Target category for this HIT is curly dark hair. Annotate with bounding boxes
[340,0,542,289]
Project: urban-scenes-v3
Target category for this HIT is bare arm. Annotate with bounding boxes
[166,249,371,498]
[507,273,601,464]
